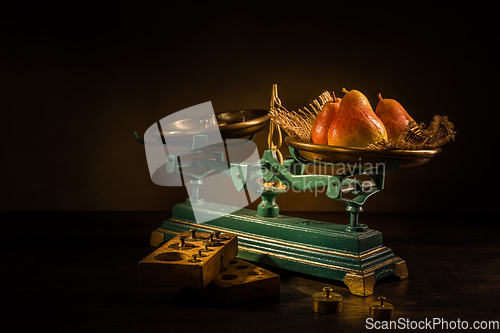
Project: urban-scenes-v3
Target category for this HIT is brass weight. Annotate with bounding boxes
[369,296,393,321]
[167,235,196,250]
[312,287,343,314]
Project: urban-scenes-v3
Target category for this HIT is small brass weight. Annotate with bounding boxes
[312,287,343,314]
[369,296,393,321]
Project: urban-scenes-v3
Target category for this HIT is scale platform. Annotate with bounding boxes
[137,108,440,296]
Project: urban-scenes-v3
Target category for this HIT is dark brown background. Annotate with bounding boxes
[1,5,499,332]
[1,3,497,213]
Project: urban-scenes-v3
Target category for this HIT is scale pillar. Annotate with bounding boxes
[188,179,204,204]
[345,203,368,232]
[257,190,281,218]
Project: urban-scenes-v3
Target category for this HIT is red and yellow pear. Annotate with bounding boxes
[327,88,387,148]
[375,93,416,141]
[311,91,341,144]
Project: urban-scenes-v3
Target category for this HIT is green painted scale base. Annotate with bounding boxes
[151,199,408,297]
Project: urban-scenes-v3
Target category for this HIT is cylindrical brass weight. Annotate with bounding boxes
[312,287,343,314]
[369,296,393,321]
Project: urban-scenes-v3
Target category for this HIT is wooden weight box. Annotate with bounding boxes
[140,230,238,288]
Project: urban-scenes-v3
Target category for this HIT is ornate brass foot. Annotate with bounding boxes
[150,230,165,247]
[343,260,408,296]
[393,260,408,280]
[343,273,376,297]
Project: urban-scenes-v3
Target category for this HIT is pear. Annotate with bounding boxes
[375,93,416,141]
[328,88,387,148]
[311,91,342,144]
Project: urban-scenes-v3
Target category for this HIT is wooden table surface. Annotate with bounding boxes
[1,211,499,332]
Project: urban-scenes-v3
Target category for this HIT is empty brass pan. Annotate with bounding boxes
[217,109,269,139]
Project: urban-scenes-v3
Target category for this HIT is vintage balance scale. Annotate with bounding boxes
[136,89,441,297]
